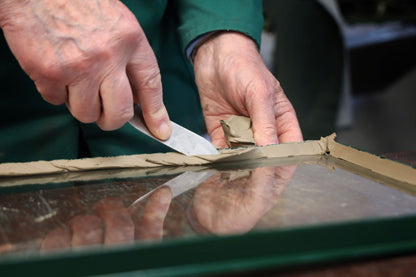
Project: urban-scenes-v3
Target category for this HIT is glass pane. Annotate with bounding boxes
[0,156,415,257]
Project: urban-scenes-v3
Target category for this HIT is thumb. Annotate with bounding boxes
[126,32,171,140]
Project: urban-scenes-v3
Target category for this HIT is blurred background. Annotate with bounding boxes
[261,0,416,154]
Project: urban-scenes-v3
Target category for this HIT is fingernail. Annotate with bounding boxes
[158,121,172,140]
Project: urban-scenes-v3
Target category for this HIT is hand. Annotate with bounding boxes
[0,0,171,138]
[189,166,296,234]
[193,32,303,148]
[41,188,172,250]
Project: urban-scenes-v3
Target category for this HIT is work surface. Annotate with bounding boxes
[0,155,415,276]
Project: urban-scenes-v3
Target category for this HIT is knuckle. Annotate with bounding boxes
[116,105,134,122]
[70,107,99,124]
[122,24,141,43]
[246,79,273,104]
[76,111,100,124]
[246,78,266,94]
[253,122,277,146]
[33,60,63,82]
[97,107,133,131]
[104,21,141,56]
[35,82,66,105]
[66,54,91,74]
[97,121,113,131]
[261,124,277,137]
[118,13,142,41]
[67,96,101,123]
[271,78,283,94]
[40,91,64,105]
[142,68,162,92]
[91,43,114,64]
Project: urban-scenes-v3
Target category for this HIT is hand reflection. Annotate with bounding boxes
[40,165,296,251]
[189,166,296,234]
[41,186,172,251]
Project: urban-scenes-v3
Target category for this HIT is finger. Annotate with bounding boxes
[68,215,104,248]
[131,186,172,241]
[250,167,289,201]
[248,81,279,146]
[66,79,101,123]
[41,227,71,251]
[207,122,229,149]
[274,90,303,143]
[127,36,171,140]
[192,171,268,234]
[96,71,134,130]
[94,198,134,245]
[274,165,297,186]
[199,95,231,148]
[190,173,223,234]
[34,80,67,105]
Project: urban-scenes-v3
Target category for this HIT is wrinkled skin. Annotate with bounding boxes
[40,166,295,250]
[41,187,172,250]
[190,166,297,234]
[194,32,303,148]
[0,0,171,138]
[0,2,302,147]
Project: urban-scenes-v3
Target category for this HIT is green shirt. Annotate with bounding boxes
[0,0,263,162]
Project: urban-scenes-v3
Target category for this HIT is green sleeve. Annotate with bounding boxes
[175,0,264,54]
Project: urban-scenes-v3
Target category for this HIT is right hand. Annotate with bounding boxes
[41,188,172,250]
[0,0,171,138]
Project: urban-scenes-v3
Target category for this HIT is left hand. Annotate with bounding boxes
[189,166,296,234]
[193,32,303,148]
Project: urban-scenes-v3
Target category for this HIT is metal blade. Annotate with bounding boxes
[128,105,219,156]
[130,171,215,207]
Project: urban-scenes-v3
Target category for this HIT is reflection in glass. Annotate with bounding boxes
[188,166,296,234]
[1,159,416,257]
